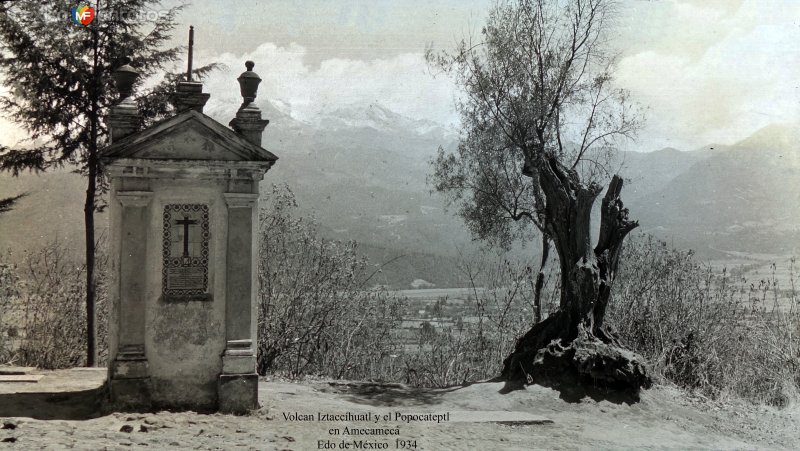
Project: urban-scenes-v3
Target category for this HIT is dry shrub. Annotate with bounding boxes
[403,234,800,404]
[402,321,483,387]
[255,187,538,387]
[609,235,800,406]
[256,184,403,380]
[401,258,538,387]
[249,184,800,404]
[0,241,109,369]
[0,261,20,363]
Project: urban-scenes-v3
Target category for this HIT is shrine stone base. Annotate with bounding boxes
[218,373,259,413]
[108,377,152,411]
[108,353,152,410]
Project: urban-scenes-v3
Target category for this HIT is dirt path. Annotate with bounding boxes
[1,377,798,450]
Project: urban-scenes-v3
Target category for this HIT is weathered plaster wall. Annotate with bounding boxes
[144,179,229,410]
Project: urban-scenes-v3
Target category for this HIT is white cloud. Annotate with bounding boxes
[0,78,33,147]
[1,0,795,153]
[196,43,459,127]
[615,0,800,150]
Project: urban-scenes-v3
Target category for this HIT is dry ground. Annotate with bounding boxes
[0,370,799,450]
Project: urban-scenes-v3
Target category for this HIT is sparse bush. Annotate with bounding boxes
[403,234,800,402]
[401,257,537,387]
[1,241,109,369]
[609,235,800,406]
[402,323,480,387]
[0,260,20,363]
[250,186,800,404]
[256,184,403,380]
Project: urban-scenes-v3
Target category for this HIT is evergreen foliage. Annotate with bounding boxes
[0,0,216,365]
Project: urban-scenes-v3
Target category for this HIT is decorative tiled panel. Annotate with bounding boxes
[162,204,210,299]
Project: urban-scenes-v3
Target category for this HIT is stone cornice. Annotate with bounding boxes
[223,193,259,208]
[102,157,274,182]
[117,191,153,207]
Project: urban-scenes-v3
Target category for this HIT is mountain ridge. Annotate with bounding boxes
[1,104,798,285]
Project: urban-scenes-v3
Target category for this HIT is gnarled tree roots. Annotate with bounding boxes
[501,311,652,395]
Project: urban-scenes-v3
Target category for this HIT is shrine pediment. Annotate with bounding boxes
[101,110,278,162]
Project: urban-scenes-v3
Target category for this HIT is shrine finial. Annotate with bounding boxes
[236,60,261,107]
[186,25,194,82]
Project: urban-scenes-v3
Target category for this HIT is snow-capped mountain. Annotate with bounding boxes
[3,96,800,287]
[310,103,456,140]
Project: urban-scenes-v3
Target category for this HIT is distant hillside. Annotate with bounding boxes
[2,103,799,280]
[629,124,800,256]
[0,102,479,288]
[0,170,92,258]
[616,146,713,201]
[257,101,476,259]
[354,242,472,289]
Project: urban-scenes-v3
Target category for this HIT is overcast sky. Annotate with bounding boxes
[1,0,798,151]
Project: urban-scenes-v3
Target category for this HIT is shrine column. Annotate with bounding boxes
[219,191,259,412]
[110,190,152,408]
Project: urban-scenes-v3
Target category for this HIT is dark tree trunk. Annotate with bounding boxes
[85,22,100,367]
[502,156,650,392]
[85,152,97,367]
[532,233,549,324]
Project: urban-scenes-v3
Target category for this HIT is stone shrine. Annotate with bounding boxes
[101,56,277,413]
